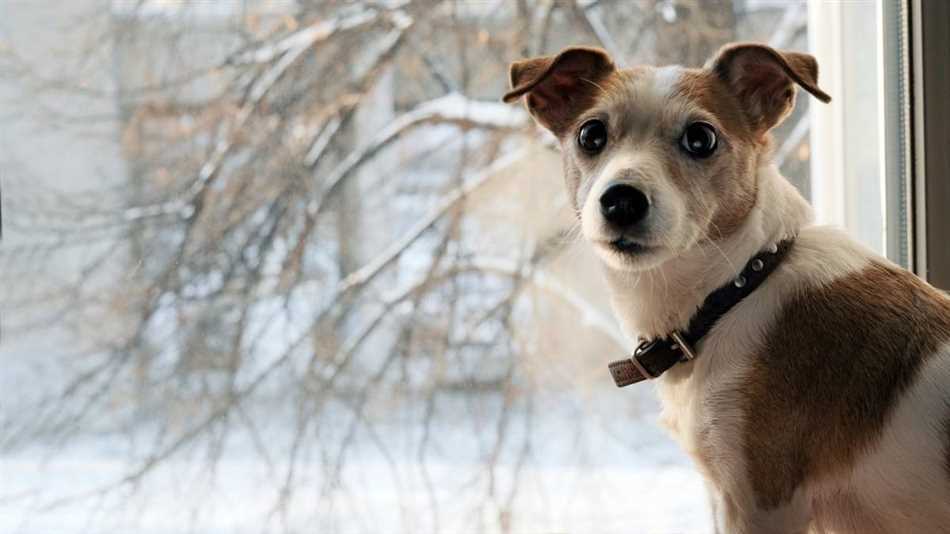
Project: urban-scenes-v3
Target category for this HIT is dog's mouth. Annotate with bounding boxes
[607,236,651,254]
[590,235,668,270]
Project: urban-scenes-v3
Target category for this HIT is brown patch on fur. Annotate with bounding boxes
[674,69,759,239]
[945,415,950,483]
[676,69,755,145]
[812,490,889,534]
[742,261,950,509]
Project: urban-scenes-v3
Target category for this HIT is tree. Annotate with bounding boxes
[0,1,808,532]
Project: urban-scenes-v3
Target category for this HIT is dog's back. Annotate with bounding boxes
[742,227,950,533]
[650,223,950,533]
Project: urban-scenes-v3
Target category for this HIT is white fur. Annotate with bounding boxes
[809,349,950,533]
[653,65,683,97]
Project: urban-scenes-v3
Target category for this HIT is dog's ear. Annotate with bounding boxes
[709,43,831,134]
[503,47,616,135]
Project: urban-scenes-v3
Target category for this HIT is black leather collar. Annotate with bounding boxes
[608,238,794,387]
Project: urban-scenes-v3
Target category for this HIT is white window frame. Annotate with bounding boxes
[807,0,899,263]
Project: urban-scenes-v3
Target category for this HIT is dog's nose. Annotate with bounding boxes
[599,184,649,227]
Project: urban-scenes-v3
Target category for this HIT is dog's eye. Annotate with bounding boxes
[680,122,718,158]
[577,119,607,154]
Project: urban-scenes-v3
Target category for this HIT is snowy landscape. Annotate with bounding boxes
[0,1,816,532]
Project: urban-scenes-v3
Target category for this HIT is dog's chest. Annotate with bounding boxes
[654,342,750,471]
[648,290,782,484]
[655,376,704,468]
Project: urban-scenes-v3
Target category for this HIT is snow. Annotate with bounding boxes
[230,4,409,66]
[304,117,344,167]
[310,93,527,220]
[2,457,709,534]
[2,393,712,534]
[412,93,529,130]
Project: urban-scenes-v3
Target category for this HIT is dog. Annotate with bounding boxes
[503,43,950,533]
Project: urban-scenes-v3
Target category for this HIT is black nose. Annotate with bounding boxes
[599,184,649,227]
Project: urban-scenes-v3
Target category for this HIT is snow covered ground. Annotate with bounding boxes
[3,455,709,534]
[2,391,712,534]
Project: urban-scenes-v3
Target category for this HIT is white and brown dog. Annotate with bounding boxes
[503,43,950,533]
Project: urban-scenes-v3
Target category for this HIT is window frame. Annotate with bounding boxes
[808,0,888,258]
[911,0,950,289]
[881,0,914,269]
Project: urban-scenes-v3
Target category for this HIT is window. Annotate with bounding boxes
[911,0,950,288]
[809,0,911,266]
[0,1,923,533]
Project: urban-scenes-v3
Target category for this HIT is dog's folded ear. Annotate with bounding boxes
[503,47,616,135]
[710,43,831,134]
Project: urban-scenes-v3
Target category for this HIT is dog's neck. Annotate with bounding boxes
[603,164,813,341]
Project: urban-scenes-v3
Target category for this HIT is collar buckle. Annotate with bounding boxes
[607,338,659,387]
[609,333,698,387]
[629,339,658,379]
[670,331,697,361]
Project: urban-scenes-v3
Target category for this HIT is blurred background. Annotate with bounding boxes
[0,1,885,533]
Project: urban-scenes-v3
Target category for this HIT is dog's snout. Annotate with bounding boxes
[599,184,649,228]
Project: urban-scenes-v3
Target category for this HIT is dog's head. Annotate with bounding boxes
[504,43,829,271]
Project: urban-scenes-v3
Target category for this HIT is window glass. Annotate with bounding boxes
[809,0,889,259]
[0,1,891,532]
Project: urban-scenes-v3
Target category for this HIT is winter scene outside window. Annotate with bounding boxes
[1,1,886,533]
